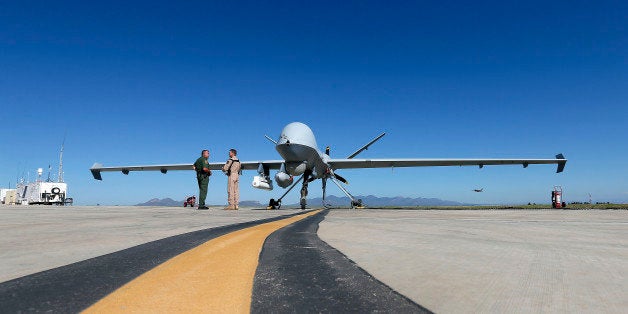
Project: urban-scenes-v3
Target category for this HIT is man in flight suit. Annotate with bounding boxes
[193,149,212,210]
[222,148,241,210]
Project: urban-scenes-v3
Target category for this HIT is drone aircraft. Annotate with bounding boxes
[91,122,567,209]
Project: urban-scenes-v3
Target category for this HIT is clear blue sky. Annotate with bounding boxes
[1,1,626,205]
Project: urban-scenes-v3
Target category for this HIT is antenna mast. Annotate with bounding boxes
[58,134,66,183]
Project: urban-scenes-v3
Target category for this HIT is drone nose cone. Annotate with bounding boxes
[281,122,312,137]
[278,122,317,148]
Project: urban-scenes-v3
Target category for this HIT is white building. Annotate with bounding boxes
[1,188,16,204]
[16,181,68,205]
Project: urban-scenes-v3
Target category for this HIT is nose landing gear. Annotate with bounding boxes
[299,171,311,210]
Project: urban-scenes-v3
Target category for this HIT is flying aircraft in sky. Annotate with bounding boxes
[473,188,484,192]
[91,122,567,209]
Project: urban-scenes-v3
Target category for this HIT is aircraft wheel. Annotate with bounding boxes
[351,199,364,209]
[267,198,281,210]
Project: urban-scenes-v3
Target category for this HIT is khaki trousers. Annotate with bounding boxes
[228,176,239,206]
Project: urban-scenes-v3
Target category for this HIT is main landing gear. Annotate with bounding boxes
[266,172,309,210]
[325,171,364,209]
[267,168,365,210]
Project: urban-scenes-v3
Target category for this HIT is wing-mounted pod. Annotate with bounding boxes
[275,163,293,188]
[252,163,273,190]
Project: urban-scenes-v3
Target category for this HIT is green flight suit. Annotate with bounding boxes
[194,156,210,206]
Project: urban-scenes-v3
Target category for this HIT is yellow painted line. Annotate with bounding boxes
[83,210,321,314]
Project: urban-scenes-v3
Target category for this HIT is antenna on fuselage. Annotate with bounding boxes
[264,135,278,145]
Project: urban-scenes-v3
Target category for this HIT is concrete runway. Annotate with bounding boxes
[1,205,626,312]
[0,205,293,283]
[319,209,628,313]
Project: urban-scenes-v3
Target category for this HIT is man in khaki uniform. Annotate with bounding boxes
[222,148,241,210]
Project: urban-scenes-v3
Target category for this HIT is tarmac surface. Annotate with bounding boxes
[1,205,627,313]
[0,205,292,283]
[319,209,628,313]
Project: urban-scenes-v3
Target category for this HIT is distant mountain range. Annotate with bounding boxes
[136,198,182,206]
[136,196,464,207]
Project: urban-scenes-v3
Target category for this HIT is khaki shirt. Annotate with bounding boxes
[222,157,242,177]
[222,157,241,177]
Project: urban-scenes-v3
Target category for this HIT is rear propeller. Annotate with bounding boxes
[322,132,385,209]
[332,172,348,184]
[325,145,349,184]
[321,145,354,208]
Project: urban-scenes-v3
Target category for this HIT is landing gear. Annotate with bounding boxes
[329,174,365,209]
[299,171,311,210]
[322,178,332,209]
[299,198,306,210]
[351,199,364,209]
[268,198,281,209]
[266,174,306,210]
[267,168,364,210]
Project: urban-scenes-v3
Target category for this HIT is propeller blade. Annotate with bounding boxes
[333,172,349,184]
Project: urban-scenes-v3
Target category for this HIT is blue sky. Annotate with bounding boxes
[1,1,626,205]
